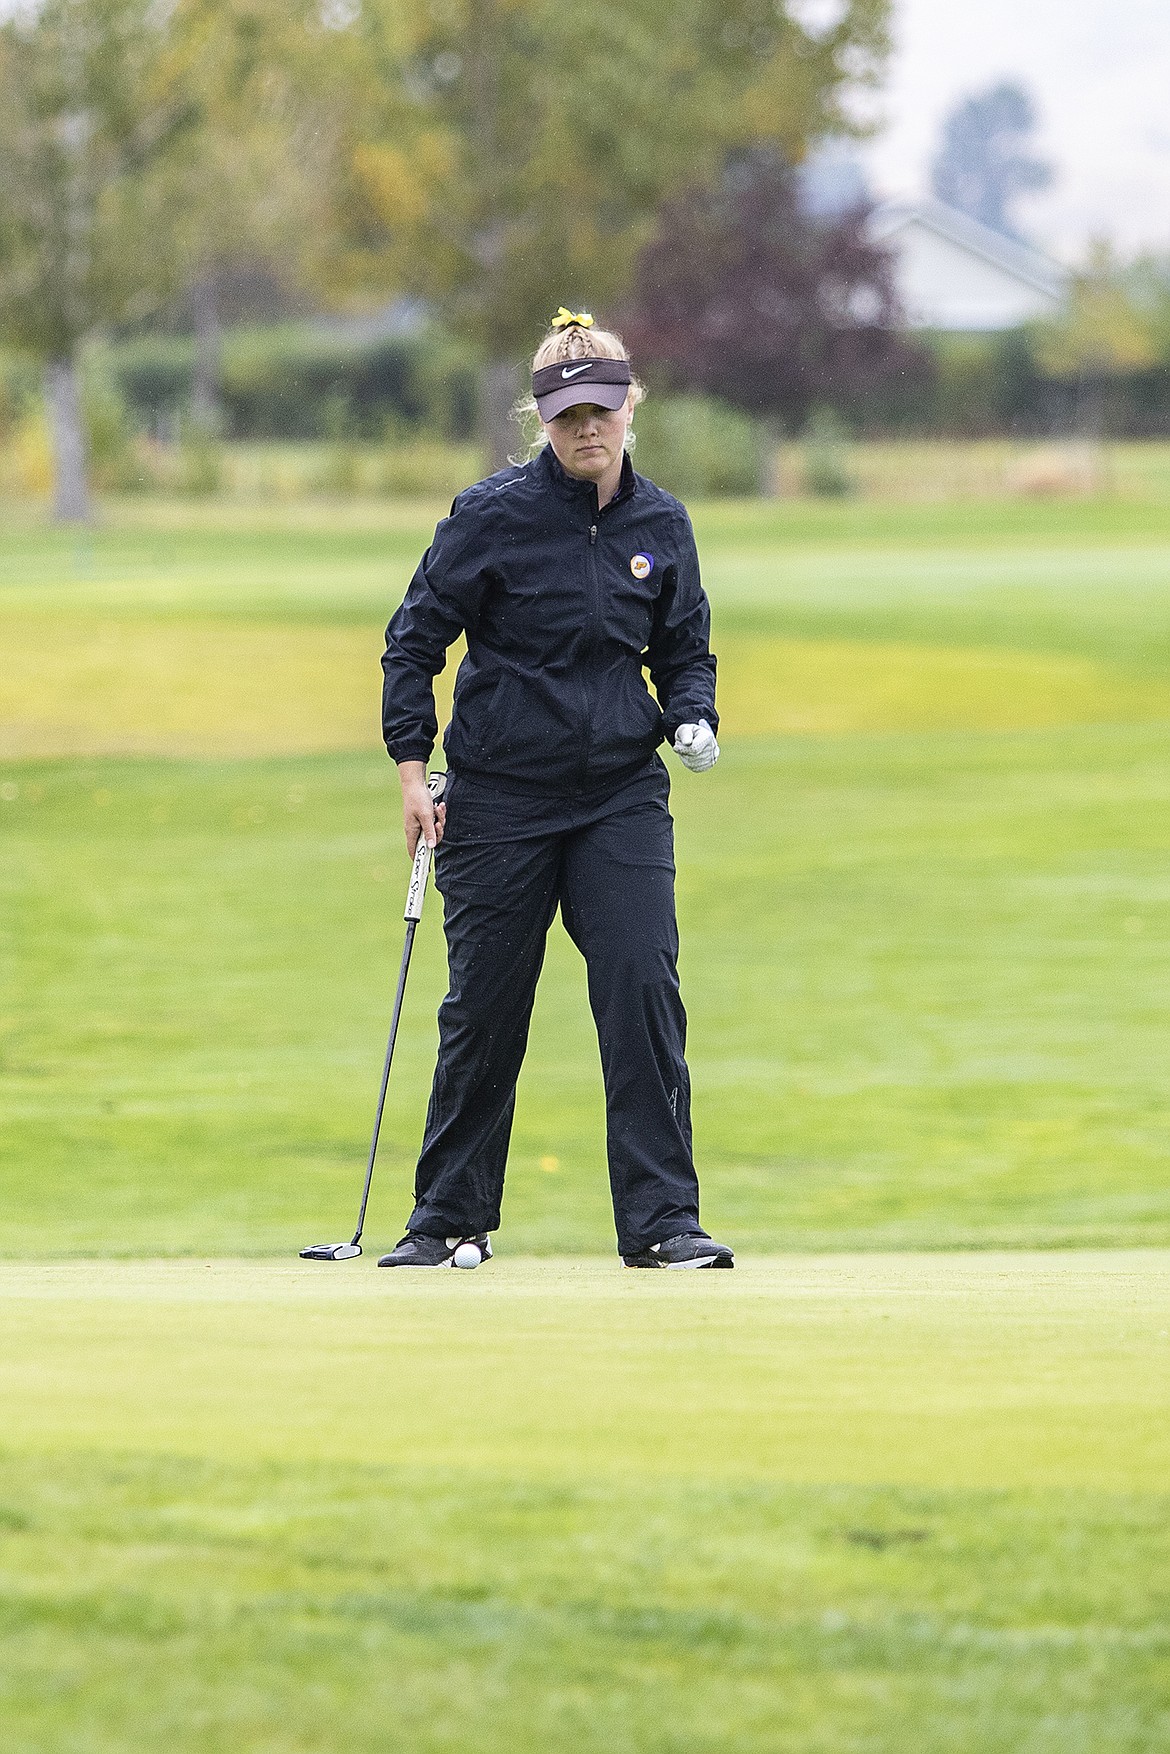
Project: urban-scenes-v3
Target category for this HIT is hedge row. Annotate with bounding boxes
[110,324,481,441]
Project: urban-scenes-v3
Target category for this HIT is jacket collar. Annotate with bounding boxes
[537,443,637,510]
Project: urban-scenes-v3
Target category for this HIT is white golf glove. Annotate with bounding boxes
[673,718,719,772]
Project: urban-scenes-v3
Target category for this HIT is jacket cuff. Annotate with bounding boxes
[386,738,435,765]
[663,707,718,742]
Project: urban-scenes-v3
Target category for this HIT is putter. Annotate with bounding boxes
[300,771,446,1261]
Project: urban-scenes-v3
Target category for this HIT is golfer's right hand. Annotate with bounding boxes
[399,763,445,856]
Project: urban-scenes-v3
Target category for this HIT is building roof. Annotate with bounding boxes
[869,198,1069,330]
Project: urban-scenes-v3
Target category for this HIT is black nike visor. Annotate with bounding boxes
[533,356,632,421]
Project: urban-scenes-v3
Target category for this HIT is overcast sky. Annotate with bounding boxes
[860,0,1170,260]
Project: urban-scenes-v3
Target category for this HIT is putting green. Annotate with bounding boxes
[6,499,1170,1256]
[4,1253,1168,1491]
[2,1252,1168,1753]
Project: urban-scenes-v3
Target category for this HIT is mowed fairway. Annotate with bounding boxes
[4,498,1170,1254]
[3,495,1170,1749]
[2,1253,1169,1752]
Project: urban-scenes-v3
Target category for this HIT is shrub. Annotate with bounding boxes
[0,404,52,496]
[376,440,484,498]
[0,350,40,444]
[800,408,857,497]
[175,420,225,495]
[82,352,144,490]
[631,395,762,497]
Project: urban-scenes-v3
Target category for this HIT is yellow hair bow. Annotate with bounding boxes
[551,306,594,330]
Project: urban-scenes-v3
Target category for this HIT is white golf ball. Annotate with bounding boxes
[452,1242,482,1270]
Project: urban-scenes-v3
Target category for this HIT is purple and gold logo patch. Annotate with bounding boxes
[630,553,654,580]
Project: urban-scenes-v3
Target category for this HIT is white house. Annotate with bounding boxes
[869,198,1069,332]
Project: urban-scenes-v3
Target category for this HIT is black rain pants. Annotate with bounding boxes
[407,758,707,1255]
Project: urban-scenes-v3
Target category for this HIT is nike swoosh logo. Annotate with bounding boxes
[561,364,592,379]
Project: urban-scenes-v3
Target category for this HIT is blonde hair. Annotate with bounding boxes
[512,315,645,461]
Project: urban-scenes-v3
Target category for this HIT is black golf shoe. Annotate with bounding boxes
[377,1232,493,1269]
[622,1233,734,1269]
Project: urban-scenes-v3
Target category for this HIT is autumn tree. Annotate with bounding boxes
[0,0,200,518]
[344,0,892,464]
[1035,241,1159,438]
[0,0,342,517]
[166,0,354,432]
[620,148,923,430]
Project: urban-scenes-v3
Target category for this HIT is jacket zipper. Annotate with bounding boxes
[576,516,601,783]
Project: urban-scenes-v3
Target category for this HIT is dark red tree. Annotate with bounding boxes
[621,150,927,427]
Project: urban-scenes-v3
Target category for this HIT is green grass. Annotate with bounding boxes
[4,495,1170,1749]
[1,1254,1168,1752]
[4,496,1170,1254]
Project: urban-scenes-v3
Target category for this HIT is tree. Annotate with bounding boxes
[930,80,1053,240]
[164,0,354,434]
[0,0,201,519]
[344,0,892,464]
[0,0,341,517]
[619,148,924,432]
[1035,241,1158,440]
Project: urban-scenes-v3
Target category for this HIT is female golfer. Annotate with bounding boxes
[379,308,732,1269]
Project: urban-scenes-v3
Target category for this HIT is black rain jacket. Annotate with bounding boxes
[381,445,718,792]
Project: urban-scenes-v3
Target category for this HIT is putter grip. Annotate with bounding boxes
[405,839,431,920]
[404,772,447,922]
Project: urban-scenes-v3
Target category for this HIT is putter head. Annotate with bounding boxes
[299,1242,362,1261]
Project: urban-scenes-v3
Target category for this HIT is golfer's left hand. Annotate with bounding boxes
[673,719,719,772]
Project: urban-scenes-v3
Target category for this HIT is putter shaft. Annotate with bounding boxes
[348,915,418,1248]
[300,774,445,1261]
